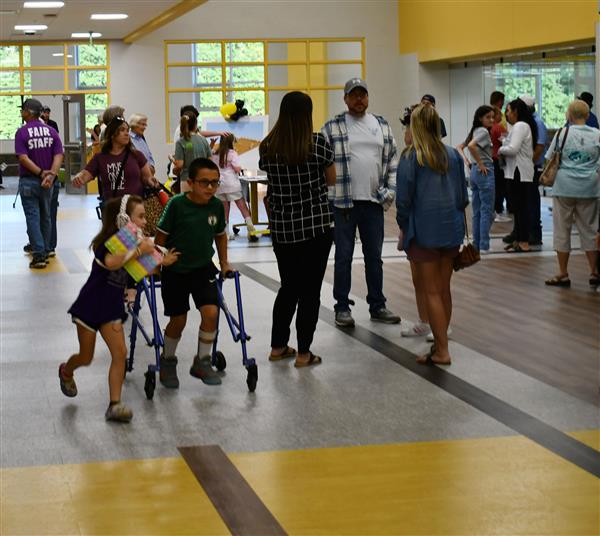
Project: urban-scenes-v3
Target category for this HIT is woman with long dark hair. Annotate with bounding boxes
[396,105,468,365]
[498,98,538,252]
[73,116,157,198]
[457,105,495,253]
[259,91,336,368]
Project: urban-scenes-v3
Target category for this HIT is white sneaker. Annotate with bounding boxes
[494,213,512,223]
[427,327,452,342]
[401,321,431,337]
[228,232,236,240]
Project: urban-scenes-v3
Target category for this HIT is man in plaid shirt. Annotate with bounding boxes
[321,78,400,327]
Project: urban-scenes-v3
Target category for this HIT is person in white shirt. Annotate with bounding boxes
[498,98,538,253]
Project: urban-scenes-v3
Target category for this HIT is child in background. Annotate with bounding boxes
[155,158,232,388]
[58,195,178,422]
[211,134,255,239]
[457,105,496,254]
[173,113,211,193]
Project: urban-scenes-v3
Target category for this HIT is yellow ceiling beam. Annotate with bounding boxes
[122,0,207,44]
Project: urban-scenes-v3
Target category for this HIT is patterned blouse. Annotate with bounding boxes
[259,133,334,244]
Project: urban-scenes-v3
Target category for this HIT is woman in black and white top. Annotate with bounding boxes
[498,98,538,252]
[259,91,336,368]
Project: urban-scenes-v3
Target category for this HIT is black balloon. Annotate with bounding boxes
[230,99,249,121]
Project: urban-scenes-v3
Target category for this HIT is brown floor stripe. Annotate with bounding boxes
[179,445,288,536]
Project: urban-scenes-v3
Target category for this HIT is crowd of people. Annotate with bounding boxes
[13,80,600,421]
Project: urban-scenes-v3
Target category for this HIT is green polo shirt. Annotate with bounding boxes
[157,194,226,273]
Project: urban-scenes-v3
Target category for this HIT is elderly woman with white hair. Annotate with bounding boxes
[128,113,156,175]
[545,99,600,288]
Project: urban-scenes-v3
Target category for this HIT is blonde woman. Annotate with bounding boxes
[396,105,468,365]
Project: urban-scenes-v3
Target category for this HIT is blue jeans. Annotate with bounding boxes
[19,176,52,258]
[470,165,495,251]
[333,201,386,313]
[50,181,59,250]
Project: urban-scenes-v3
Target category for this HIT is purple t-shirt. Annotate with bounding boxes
[85,149,147,199]
[15,119,64,177]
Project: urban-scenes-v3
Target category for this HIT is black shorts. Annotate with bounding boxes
[161,264,219,317]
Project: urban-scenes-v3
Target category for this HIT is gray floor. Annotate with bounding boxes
[1,186,597,468]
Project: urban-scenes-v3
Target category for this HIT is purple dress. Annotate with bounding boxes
[68,245,128,331]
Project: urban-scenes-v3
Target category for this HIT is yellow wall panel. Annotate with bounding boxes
[399,0,597,62]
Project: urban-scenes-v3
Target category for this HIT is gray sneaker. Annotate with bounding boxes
[105,402,133,423]
[159,355,179,389]
[370,308,401,324]
[58,363,77,397]
[189,355,222,385]
[335,310,355,327]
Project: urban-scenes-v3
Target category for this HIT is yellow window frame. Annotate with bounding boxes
[164,37,365,142]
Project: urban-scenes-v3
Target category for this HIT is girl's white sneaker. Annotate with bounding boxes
[401,321,431,337]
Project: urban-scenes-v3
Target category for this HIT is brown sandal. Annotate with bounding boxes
[294,352,322,368]
[268,346,297,362]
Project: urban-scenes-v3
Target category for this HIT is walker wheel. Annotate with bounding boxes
[246,364,258,392]
[248,235,259,243]
[144,370,156,400]
[215,351,227,372]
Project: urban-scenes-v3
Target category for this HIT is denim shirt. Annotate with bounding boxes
[396,146,468,250]
[130,131,155,169]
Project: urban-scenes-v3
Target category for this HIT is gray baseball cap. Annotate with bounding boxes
[344,77,368,95]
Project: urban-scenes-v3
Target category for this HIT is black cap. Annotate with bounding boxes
[421,94,436,106]
[42,106,51,113]
[576,91,593,107]
[19,98,43,115]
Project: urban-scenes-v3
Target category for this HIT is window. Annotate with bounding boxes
[483,51,595,129]
[165,38,365,141]
[0,42,110,139]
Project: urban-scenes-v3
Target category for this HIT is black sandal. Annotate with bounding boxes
[545,274,571,287]
[589,273,600,287]
[269,346,297,362]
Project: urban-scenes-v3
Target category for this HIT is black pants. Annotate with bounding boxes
[512,169,535,243]
[271,229,333,354]
[493,159,506,213]
[527,169,542,241]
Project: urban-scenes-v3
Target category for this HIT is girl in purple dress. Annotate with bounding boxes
[59,195,177,422]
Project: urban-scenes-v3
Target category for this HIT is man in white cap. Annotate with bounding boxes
[520,95,547,245]
[321,78,400,327]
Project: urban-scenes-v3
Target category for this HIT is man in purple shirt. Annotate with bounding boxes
[15,98,64,268]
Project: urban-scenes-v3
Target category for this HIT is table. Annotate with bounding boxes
[236,175,270,241]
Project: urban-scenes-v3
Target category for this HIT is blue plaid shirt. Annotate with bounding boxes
[321,111,398,210]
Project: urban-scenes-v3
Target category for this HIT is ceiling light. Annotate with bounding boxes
[15,24,48,30]
[23,1,65,7]
[52,53,72,57]
[91,13,128,20]
[71,32,102,38]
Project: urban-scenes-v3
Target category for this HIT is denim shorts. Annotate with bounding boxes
[406,241,460,263]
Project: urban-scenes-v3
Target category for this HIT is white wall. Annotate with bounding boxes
[109,0,403,176]
[449,64,484,146]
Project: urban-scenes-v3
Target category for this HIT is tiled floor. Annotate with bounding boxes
[1,185,598,534]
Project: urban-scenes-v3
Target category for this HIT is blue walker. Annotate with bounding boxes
[127,271,258,399]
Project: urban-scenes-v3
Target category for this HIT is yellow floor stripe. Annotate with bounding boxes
[1,458,229,535]
[230,435,599,536]
[1,253,66,275]
[569,429,600,451]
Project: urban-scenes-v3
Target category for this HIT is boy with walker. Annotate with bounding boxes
[155,157,232,388]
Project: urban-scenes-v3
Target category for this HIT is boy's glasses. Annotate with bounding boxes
[191,179,221,188]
